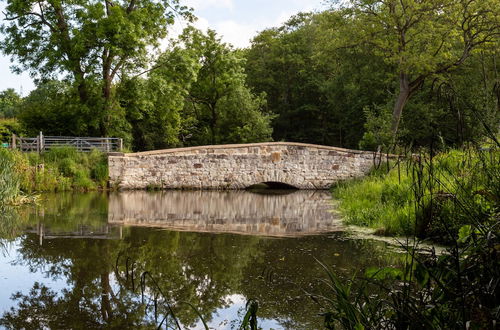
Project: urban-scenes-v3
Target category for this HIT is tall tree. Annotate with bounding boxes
[329,0,500,138]
[0,0,192,136]
[178,28,273,145]
[245,13,389,148]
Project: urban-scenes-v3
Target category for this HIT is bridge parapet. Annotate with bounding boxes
[109,142,383,190]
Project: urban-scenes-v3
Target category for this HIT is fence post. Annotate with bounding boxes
[119,138,123,152]
[11,134,16,150]
[38,131,44,153]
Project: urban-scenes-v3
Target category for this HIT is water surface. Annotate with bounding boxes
[0,191,399,329]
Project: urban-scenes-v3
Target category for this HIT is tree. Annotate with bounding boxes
[1,0,192,136]
[329,0,500,138]
[245,13,389,148]
[18,81,91,136]
[0,88,22,118]
[118,46,199,150]
[178,28,273,145]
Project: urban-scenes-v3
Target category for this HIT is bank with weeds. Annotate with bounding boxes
[0,147,108,202]
[334,147,499,241]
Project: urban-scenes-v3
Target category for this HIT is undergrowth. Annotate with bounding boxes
[5,147,108,193]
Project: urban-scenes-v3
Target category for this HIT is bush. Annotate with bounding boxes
[58,158,79,177]
[0,118,24,144]
[44,147,78,162]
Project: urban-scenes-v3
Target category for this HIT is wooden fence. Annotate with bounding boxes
[11,132,123,153]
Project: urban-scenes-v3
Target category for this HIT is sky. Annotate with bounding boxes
[0,0,327,95]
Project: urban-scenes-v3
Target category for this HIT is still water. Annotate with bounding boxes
[0,191,399,329]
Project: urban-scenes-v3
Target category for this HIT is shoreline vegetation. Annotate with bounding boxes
[333,145,499,242]
[321,142,499,329]
[0,147,108,205]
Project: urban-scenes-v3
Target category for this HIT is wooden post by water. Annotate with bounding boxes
[11,134,16,150]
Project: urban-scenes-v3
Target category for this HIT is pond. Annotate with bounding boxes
[0,191,401,329]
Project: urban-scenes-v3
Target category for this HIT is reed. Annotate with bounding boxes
[0,149,20,204]
[334,146,499,241]
[3,147,109,193]
[319,139,499,328]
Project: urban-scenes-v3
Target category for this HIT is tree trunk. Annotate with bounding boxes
[391,72,412,137]
[101,77,112,137]
[209,103,217,144]
[101,48,114,137]
[100,272,113,322]
[76,78,89,104]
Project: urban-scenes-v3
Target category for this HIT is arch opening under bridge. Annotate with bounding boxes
[246,182,298,190]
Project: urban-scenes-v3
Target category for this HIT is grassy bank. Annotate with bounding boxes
[0,147,108,200]
[325,145,499,328]
[334,147,499,240]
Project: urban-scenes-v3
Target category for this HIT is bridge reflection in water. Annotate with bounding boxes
[108,190,342,236]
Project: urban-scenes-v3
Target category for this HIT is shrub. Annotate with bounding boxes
[58,158,79,177]
[0,118,23,144]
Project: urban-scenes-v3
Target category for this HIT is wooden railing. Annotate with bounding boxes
[11,132,123,153]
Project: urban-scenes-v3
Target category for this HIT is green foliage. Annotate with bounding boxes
[0,88,22,118]
[245,13,376,148]
[320,142,499,327]
[245,6,499,150]
[2,148,108,193]
[120,27,274,151]
[1,0,193,136]
[329,0,500,137]
[0,149,20,204]
[0,118,24,144]
[18,81,94,137]
[334,162,415,235]
[335,147,500,239]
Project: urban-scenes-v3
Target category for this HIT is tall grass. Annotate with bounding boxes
[318,141,499,328]
[312,218,499,329]
[0,149,20,204]
[7,147,109,193]
[334,147,499,240]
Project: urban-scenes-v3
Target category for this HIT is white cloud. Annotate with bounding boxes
[211,8,314,48]
[185,0,234,10]
[213,20,260,48]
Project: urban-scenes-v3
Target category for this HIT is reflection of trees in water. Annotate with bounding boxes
[0,228,264,328]
[115,228,264,326]
[0,206,21,255]
[238,235,402,328]
[0,192,400,328]
[24,192,109,232]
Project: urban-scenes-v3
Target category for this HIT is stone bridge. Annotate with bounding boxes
[108,142,381,190]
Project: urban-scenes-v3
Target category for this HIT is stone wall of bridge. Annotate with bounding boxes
[108,142,380,190]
